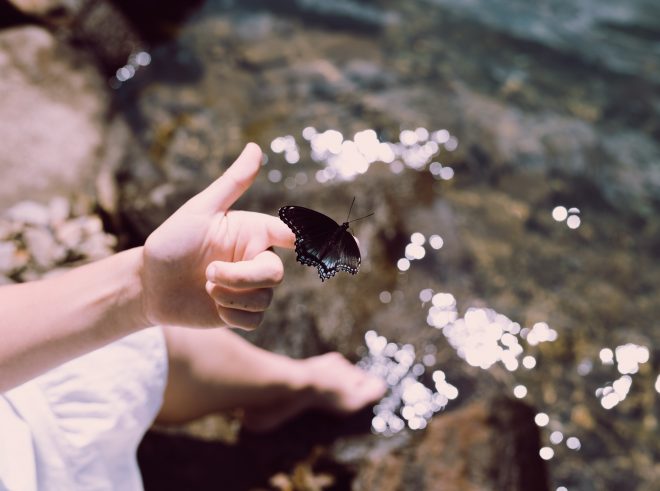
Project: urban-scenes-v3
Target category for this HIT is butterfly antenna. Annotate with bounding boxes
[349,212,375,223]
[346,197,373,223]
[346,196,356,222]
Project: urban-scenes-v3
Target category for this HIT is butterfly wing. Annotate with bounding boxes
[317,229,361,281]
[279,206,361,281]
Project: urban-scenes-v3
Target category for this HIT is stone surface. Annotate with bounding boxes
[5,201,51,227]
[138,397,548,491]
[347,397,548,491]
[0,198,116,282]
[426,0,660,83]
[0,25,107,209]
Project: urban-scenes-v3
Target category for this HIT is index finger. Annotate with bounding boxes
[264,214,296,250]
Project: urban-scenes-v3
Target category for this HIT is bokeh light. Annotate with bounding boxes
[534,412,550,427]
[379,291,392,304]
[267,126,458,183]
[540,447,555,460]
[429,234,444,249]
[614,343,649,374]
[552,206,581,229]
[513,384,528,398]
[397,258,411,272]
[566,437,581,450]
[110,50,152,87]
[552,206,568,221]
[429,302,556,372]
[550,431,564,444]
[360,330,458,435]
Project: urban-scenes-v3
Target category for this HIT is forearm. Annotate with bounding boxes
[0,247,148,392]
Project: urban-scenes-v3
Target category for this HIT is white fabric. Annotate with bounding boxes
[0,326,167,491]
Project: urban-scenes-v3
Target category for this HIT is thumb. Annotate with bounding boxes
[189,143,263,212]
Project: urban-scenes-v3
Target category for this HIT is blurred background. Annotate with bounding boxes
[1,0,658,490]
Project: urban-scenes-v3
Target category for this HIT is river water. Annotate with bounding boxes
[115,1,660,490]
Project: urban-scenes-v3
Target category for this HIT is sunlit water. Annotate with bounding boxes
[266,126,456,186]
[114,2,659,490]
[261,127,654,489]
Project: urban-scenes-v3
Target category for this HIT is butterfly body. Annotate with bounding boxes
[278,205,362,281]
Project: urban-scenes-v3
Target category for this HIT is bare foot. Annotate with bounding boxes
[242,352,386,432]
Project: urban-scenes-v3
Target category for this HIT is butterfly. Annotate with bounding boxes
[278,199,373,281]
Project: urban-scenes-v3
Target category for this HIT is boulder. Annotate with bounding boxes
[0,25,107,209]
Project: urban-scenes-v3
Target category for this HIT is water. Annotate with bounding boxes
[116,1,660,490]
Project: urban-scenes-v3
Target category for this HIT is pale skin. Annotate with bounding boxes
[0,143,385,429]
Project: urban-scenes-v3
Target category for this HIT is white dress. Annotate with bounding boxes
[0,327,167,491]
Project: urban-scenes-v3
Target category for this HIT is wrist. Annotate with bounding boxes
[91,246,151,337]
[118,246,151,330]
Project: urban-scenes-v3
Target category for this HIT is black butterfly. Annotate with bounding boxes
[279,200,373,281]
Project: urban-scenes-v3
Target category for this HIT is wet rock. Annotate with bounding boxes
[8,0,143,71]
[139,396,548,491]
[256,0,398,31]
[0,25,107,209]
[425,0,660,84]
[344,59,397,90]
[343,397,549,491]
[68,0,143,71]
[360,82,660,218]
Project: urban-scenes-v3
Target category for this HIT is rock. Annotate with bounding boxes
[8,0,143,71]
[0,26,107,209]
[77,232,116,260]
[0,242,19,273]
[54,219,83,249]
[359,82,660,218]
[48,196,71,226]
[343,397,549,490]
[22,227,66,269]
[1,194,117,280]
[598,130,660,215]
[425,0,660,84]
[344,59,397,90]
[275,0,398,31]
[68,0,143,71]
[5,201,51,227]
[0,218,21,240]
[138,396,548,490]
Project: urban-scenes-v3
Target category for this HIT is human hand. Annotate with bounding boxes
[141,143,295,329]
